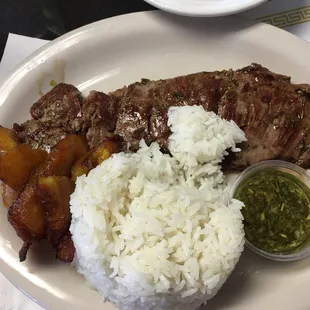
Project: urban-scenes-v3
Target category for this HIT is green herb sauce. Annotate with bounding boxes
[234,169,310,254]
[49,79,58,87]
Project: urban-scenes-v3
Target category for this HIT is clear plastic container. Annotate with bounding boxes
[228,160,310,262]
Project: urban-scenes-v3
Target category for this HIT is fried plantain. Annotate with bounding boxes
[8,184,46,256]
[19,241,32,262]
[55,233,75,263]
[37,176,75,248]
[71,139,122,181]
[0,144,47,192]
[33,134,89,180]
[2,184,18,208]
[0,126,20,154]
[8,135,88,261]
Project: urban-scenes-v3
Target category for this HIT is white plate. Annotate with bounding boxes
[1,11,310,310]
[143,0,267,17]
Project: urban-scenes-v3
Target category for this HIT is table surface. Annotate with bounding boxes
[0,0,153,59]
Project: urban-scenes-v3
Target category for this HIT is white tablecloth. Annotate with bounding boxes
[1,0,310,309]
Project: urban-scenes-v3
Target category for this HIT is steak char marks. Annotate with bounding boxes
[219,65,310,168]
[14,64,310,170]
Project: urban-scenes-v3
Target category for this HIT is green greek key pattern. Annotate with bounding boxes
[256,5,310,28]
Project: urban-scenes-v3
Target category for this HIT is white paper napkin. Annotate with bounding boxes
[0,34,48,80]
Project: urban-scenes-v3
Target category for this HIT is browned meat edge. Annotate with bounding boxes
[14,63,310,170]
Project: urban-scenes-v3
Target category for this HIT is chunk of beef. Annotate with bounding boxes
[86,125,115,149]
[14,83,83,150]
[82,91,118,149]
[114,82,153,150]
[30,83,82,132]
[13,121,68,152]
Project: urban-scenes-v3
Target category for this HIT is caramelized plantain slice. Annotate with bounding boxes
[33,134,89,180]
[2,184,18,208]
[56,233,75,263]
[37,176,75,248]
[8,184,46,253]
[0,144,47,192]
[0,126,20,154]
[19,241,32,262]
[71,139,122,181]
[8,135,88,261]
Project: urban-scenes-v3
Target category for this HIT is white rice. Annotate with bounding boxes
[70,105,247,310]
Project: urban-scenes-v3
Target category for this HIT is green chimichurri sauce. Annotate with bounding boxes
[234,169,310,254]
[49,79,57,87]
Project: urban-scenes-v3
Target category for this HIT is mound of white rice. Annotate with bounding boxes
[70,106,246,310]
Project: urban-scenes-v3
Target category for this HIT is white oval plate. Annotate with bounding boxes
[1,11,310,310]
[143,0,267,17]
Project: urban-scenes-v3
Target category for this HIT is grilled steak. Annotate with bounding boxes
[218,65,310,168]
[14,64,310,169]
[82,91,118,149]
[113,72,229,149]
[13,121,68,152]
[14,83,83,151]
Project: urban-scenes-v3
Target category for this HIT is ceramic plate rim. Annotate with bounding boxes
[143,0,268,17]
